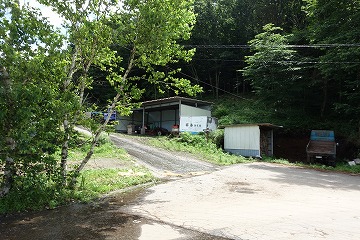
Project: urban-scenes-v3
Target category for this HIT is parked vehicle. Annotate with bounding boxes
[306,130,337,166]
[134,125,169,136]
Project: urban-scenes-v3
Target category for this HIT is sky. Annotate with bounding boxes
[21,0,64,28]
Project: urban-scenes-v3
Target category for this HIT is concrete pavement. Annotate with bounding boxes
[121,162,360,240]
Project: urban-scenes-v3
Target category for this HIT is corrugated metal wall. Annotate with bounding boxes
[224,125,260,157]
[180,104,211,117]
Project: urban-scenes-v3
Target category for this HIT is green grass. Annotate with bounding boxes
[262,157,360,174]
[68,133,131,162]
[73,167,156,202]
[0,132,156,214]
[149,133,252,165]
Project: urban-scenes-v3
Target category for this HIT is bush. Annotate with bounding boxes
[150,133,249,165]
[208,129,224,148]
[175,132,207,146]
[0,173,69,213]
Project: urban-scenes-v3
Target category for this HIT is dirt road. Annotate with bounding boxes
[110,133,220,178]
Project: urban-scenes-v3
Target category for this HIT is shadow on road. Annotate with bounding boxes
[247,163,360,191]
[0,188,230,240]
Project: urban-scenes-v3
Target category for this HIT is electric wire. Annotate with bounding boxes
[192,58,360,64]
[184,43,360,49]
[165,66,250,101]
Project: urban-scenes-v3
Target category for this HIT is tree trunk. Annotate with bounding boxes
[0,137,16,197]
[70,46,137,187]
[59,47,79,183]
[215,70,220,100]
[320,79,328,119]
[60,118,70,183]
[0,156,15,197]
[0,67,16,197]
[70,94,120,187]
[209,74,214,98]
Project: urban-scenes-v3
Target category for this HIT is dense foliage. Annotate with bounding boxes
[186,0,360,145]
[0,0,199,204]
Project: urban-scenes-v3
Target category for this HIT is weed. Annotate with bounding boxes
[150,133,250,165]
[0,134,155,214]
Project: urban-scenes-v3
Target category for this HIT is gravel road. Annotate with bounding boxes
[110,133,220,178]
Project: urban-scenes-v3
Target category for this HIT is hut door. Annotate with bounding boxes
[260,129,273,157]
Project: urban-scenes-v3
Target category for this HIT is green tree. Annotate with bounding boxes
[186,0,307,98]
[242,24,303,111]
[0,0,67,196]
[1,0,201,196]
[304,0,360,136]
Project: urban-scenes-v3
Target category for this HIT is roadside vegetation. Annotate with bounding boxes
[0,134,155,214]
[150,131,251,165]
[262,158,360,175]
[149,132,360,175]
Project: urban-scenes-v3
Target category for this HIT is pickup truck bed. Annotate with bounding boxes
[306,130,336,166]
[306,140,336,155]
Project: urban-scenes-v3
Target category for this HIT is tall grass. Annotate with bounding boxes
[262,157,360,174]
[73,167,156,202]
[150,132,251,165]
[0,133,155,214]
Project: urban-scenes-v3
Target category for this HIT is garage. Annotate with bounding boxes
[115,96,215,134]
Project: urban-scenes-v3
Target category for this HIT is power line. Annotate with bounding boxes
[184,44,360,49]
[165,66,251,101]
[192,58,360,64]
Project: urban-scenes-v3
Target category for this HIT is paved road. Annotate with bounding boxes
[121,162,360,240]
[3,133,359,239]
[110,133,220,178]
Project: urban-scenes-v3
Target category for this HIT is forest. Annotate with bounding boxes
[88,0,360,144]
[0,0,359,207]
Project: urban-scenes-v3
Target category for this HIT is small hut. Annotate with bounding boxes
[223,123,282,158]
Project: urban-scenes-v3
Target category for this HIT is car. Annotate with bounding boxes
[134,125,169,136]
[148,127,169,136]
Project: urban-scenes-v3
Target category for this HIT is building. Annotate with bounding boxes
[115,96,217,134]
[223,123,282,158]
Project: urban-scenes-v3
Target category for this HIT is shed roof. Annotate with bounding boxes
[221,123,283,129]
[141,96,213,107]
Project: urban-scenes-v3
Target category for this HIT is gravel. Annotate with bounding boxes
[110,133,220,178]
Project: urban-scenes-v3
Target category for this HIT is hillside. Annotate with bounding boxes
[210,95,359,161]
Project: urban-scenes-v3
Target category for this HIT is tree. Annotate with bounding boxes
[0,0,67,196]
[1,0,201,196]
[184,0,307,98]
[242,24,303,112]
[304,0,360,135]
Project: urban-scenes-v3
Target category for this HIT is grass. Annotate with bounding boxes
[68,133,131,162]
[73,167,156,202]
[67,134,157,202]
[149,133,360,175]
[262,157,360,174]
[149,133,252,165]
[0,132,156,214]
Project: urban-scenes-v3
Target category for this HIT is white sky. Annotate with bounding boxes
[21,0,64,28]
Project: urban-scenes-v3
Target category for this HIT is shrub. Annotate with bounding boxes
[208,129,224,148]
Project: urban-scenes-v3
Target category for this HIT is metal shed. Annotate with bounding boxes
[224,123,282,158]
[115,96,215,134]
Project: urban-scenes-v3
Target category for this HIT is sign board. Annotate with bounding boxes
[180,116,217,134]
